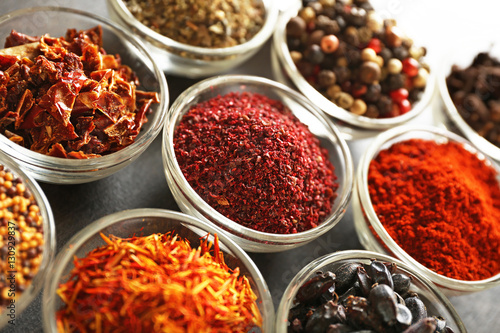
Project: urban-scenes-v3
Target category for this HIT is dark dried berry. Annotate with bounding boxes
[305,302,346,332]
[304,44,325,64]
[402,317,437,333]
[392,273,411,296]
[367,260,394,289]
[318,70,337,88]
[296,271,336,304]
[369,284,398,324]
[396,303,413,328]
[364,83,382,103]
[287,16,307,38]
[405,295,428,324]
[359,61,381,84]
[334,263,362,294]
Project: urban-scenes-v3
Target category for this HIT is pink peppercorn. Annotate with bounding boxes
[367,38,382,54]
[390,88,409,103]
[402,58,419,77]
[320,35,339,54]
[398,99,412,114]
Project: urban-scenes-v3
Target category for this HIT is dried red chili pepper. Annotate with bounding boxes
[174,91,338,234]
[0,26,159,158]
[56,232,262,332]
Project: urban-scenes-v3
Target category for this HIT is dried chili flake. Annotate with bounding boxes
[56,232,262,332]
[173,92,339,234]
[0,26,159,158]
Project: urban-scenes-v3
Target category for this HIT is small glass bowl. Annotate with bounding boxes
[162,75,354,253]
[276,250,467,333]
[42,208,274,332]
[0,7,169,184]
[437,38,500,164]
[106,0,279,78]
[0,150,55,330]
[353,125,500,296]
[272,1,435,138]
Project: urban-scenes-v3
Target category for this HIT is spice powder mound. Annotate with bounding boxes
[124,0,265,48]
[0,26,159,158]
[56,232,262,332]
[174,92,339,234]
[368,138,500,281]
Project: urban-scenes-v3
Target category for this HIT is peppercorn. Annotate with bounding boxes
[402,57,420,77]
[318,69,337,87]
[359,61,381,84]
[299,6,316,23]
[0,166,43,308]
[351,99,367,115]
[361,47,377,62]
[285,0,428,118]
[387,58,403,74]
[304,44,325,64]
[320,34,340,53]
[307,29,325,46]
[287,16,307,38]
[335,92,354,109]
[413,68,429,88]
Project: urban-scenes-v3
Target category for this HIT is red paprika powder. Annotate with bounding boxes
[368,138,500,281]
[174,91,338,234]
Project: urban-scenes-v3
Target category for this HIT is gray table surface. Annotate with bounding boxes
[1,0,499,332]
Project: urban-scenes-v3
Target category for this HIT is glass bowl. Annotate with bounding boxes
[272,1,435,138]
[0,150,55,330]
[276,250,467,333]
[353,125,500,296]
[42,208,274,332]
[437,38,500,164]
[106,0,279,78]
[0,6,169,184]
[162,75,354,253]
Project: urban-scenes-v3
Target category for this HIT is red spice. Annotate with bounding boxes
[56,232,262,332]
[0,27,159,158]
[368,138,500,280]
[174,92,338,234]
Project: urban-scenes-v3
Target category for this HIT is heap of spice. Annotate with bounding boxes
[173,91,338,234]
[368,138,500,281]
[56,232,262,332]
[286,0,429,118]
[0,26,159,158]
[123,0,265,48]
[446,51,500,148]
[0,165,44,308]
[288,259,455,332]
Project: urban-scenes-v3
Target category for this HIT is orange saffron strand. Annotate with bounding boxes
[55,232,262,332]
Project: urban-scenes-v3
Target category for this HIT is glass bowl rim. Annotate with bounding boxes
[163,74,354,244]
[275,249,467,333]
[436,43,500,164]
[0,6,169,173]
[272,2,436,130]
[0,150,56,328]
[42,208,275,332]
[357,124,500,290]
[106,0,279,59]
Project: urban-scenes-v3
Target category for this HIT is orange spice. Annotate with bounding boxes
[56,232,262,332]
